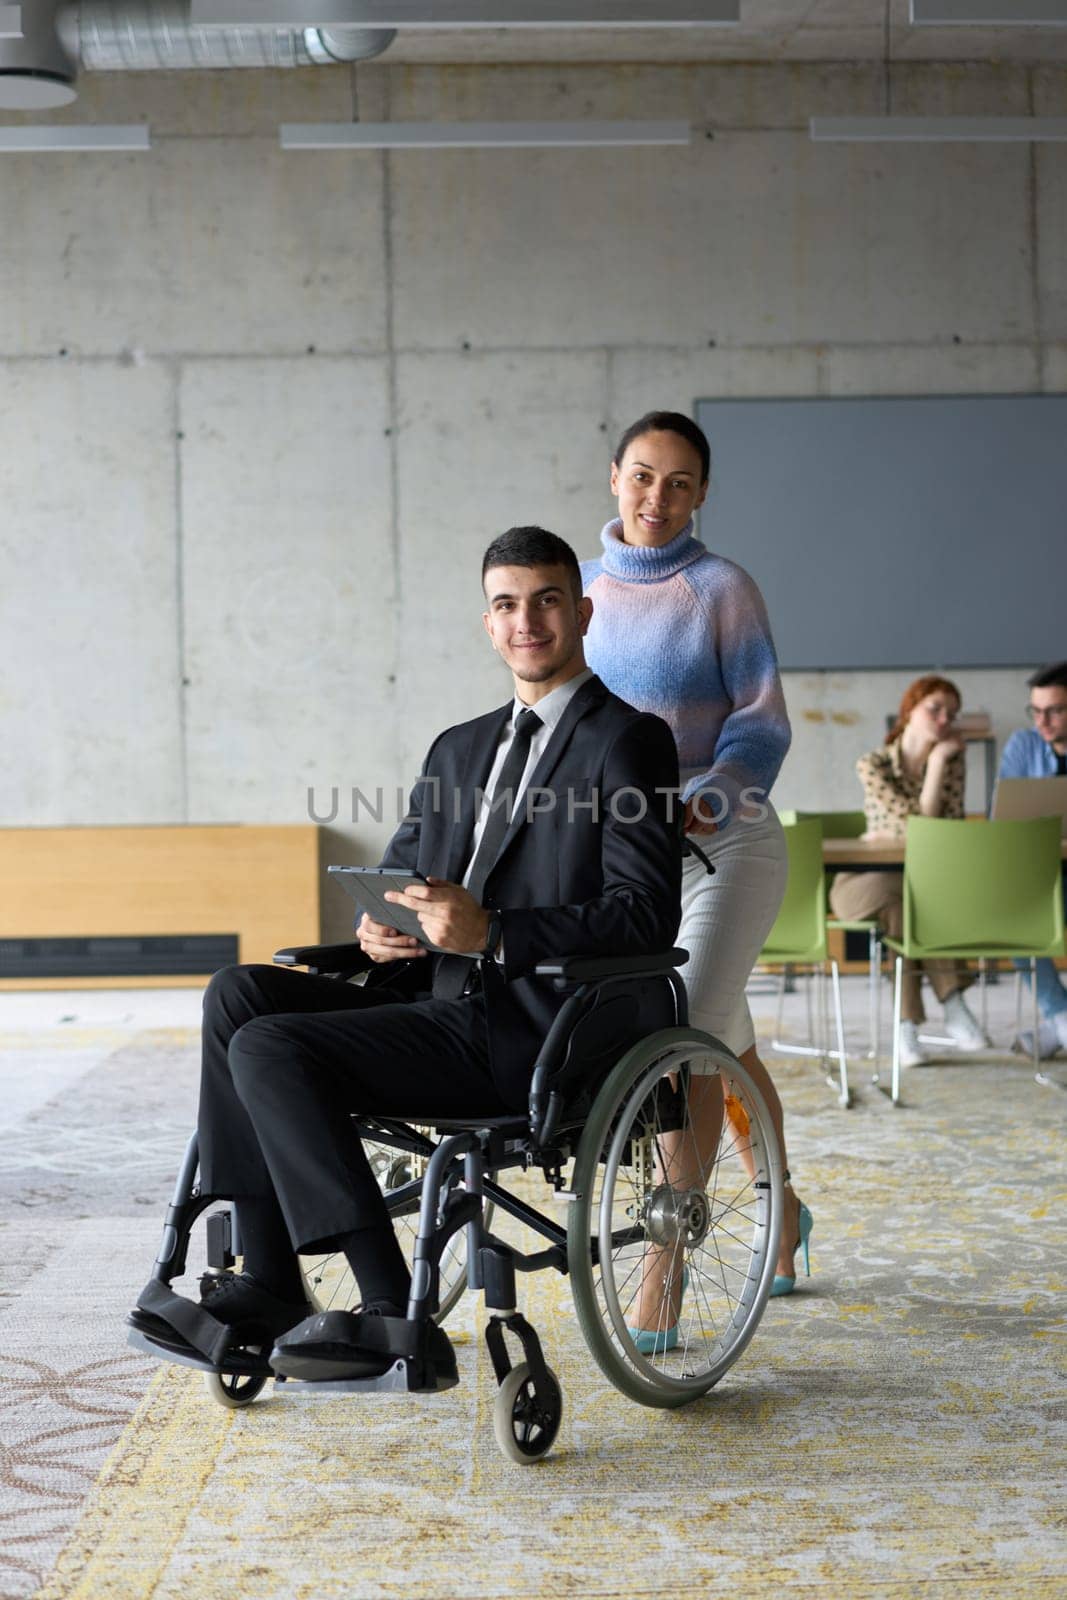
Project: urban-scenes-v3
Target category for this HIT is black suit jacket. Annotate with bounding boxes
[379,674,681,1107]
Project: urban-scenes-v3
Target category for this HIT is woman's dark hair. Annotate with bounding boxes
[481,525,582,601]
[1027,660,1067,692]
[886,674,961,745]
[612,410,711,485]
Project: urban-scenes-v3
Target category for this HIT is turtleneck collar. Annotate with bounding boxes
[598,518,707,582]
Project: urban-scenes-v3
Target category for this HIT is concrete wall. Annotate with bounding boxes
[2,59,1063,937]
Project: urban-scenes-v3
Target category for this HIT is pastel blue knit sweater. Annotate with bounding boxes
[581,520,791,826]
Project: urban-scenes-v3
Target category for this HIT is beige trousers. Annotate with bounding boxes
[829,869,974,1024]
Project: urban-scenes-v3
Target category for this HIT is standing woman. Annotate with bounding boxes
[581,410,807,1323]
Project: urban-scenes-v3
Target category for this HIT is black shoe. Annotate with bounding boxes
[269,1305,458,1385]
[127,1272,306,1371]
[196,1271,309,1346]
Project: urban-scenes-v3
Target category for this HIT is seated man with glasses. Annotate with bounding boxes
[999,660,1067,1059]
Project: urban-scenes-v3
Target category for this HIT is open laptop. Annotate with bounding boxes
[990,775,1067,834]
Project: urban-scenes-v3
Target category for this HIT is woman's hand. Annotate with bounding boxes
[683,796,719,837]
[919,734,965,817]
[929,733,965,763]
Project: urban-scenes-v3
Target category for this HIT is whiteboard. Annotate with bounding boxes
[694,394,1067,671]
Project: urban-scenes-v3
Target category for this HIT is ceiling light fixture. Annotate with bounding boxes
[810,116,1067,142]
[195,1,736,27]
[281,119,692,149]
[911,1,1067,22]
[0,124,151,151]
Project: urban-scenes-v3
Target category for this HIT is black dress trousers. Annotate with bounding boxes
[197,963,510,1254]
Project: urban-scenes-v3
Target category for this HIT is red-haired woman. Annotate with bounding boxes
[829,674,990,1068]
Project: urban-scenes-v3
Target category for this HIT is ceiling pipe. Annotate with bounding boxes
[0,0,77,107]
[302,26,394,62]
[0,0,394,108]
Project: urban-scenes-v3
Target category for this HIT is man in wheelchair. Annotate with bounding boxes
[130,526,683,1392]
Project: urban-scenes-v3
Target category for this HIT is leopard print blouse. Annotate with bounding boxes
[855,742,966,838]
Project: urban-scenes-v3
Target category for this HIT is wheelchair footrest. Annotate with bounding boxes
[127,1321,272,1378]
[269,1308,459,1388]
[276,1358,459,1396]
[132,1279,235,1367]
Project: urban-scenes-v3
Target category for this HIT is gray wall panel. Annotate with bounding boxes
[696,394,1067,670]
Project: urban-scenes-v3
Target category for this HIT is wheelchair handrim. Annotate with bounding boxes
[569,1027,783,1406]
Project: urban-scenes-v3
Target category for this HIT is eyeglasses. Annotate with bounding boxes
[1026,703,1067,722]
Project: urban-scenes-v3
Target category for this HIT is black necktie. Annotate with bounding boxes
[465,707,542,904]
[433,706,541,999]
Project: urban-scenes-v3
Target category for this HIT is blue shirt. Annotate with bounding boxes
[999,728,1065,779]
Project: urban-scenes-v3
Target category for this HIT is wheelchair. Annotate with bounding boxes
[128,942,784,1463]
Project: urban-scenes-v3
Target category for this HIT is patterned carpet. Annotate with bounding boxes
[1,986,1065,1599]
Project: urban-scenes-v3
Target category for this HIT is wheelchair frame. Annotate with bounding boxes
[128,946,784,1462]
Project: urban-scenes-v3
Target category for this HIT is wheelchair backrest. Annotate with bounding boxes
[532,971,685,1114]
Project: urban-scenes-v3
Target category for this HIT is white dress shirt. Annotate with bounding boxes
[462,667,594,890]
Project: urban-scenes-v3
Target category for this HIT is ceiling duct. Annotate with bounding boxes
[0,0,78,107]
[0,0,394,109]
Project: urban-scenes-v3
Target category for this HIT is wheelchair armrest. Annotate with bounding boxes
[533,948,688,987]
[273,942,371,976]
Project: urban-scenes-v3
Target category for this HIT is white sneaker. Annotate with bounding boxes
[942,992,992,1052]
[1014,1019,1062,1060]
[897,1020,929,1068]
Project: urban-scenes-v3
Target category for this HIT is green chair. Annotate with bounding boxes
[780,809,882,1063]
[880,815,1065,1105]
[760,818,851,1108]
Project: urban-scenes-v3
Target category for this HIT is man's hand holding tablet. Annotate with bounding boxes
[329,866,490,962]
[382,877,491,960]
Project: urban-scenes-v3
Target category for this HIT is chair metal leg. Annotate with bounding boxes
[771,963,853,1106]
[772,964,819,1057]
[979,957,988,1036]
[774,967,787,1043]
[830,958,851,1108]
[866,927,881,1061]
[893,956,905,1104]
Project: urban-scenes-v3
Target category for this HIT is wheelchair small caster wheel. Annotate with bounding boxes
[492,1362,563,1463]
[204,1371,269,1409]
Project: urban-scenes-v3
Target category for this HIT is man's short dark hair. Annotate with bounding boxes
[481,526,583,602]
[1027,660,1067,692]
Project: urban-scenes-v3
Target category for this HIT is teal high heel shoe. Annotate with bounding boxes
[770,1200,813,1298]
[627,1267,689,1355]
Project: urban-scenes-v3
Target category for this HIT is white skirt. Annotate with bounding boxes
[677,801,788,1056]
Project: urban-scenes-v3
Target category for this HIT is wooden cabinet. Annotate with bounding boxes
[0,825,321,989]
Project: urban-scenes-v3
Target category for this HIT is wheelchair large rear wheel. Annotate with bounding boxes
[300,1130,489,1324]
[568,1028,782,1409]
